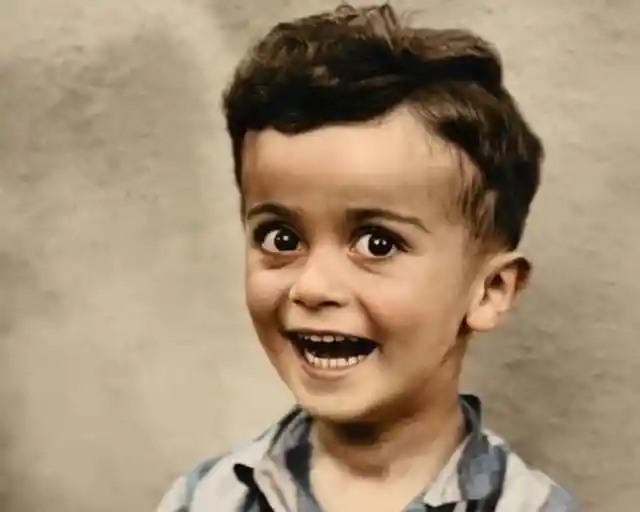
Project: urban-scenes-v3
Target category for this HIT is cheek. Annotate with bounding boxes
[361,262,467,338]
[245,266,291,326]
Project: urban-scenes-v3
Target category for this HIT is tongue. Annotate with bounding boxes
[306,339,377,358]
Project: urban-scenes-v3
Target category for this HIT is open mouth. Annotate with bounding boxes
[286,330,379,370]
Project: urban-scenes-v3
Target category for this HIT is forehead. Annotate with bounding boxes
[241,108,464,215]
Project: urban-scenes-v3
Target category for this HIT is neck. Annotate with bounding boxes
[311,388,465,484]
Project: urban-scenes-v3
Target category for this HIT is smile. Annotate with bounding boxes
[286,330,379,370]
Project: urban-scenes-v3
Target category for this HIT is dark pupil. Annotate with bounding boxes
[369,235,392,256]
[275,230,298,251]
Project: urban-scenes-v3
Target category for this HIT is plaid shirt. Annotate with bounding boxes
[157,395,579,511]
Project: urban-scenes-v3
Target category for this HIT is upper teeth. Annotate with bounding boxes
[300,334,358,343]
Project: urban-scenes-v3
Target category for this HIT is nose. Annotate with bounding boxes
[288,248,350,310]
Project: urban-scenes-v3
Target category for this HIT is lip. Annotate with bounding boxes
[295,345,378,380]
[281,329,379,380]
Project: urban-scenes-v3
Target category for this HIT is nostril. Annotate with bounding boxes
[287,266,350,309]
[292,297,341,309]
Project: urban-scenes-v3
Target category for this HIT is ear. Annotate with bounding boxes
[466,252,532,333]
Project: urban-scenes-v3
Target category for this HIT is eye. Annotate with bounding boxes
[253,223,301,254]
[353,228,404,259]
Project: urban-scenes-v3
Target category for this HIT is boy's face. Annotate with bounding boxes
[241,108,505,423]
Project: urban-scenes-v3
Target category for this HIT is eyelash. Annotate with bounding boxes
[251,220,408,255]
[353,224,408,253]
[251,220,294,247]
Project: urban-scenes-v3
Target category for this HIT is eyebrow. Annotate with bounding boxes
[245,203,297,222]
[246,203,429,233]
[347,207,429,233]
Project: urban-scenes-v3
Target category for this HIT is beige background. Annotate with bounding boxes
[0,1,638,511]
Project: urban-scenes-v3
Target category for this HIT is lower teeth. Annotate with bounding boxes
[303,350,370,369]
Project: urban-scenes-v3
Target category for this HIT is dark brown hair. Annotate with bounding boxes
[222,3,544,250]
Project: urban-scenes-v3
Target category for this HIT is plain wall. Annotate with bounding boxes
[0,1,638,510]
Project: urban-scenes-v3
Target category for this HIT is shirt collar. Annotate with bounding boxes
[235,394,505,508]
[420,394,507,506]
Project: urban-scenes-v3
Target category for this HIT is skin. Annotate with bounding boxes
[241,106,529,510]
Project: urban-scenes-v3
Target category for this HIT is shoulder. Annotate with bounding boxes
[155,418,286,512]
[484,430,580,512]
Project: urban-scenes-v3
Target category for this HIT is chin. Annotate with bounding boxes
[293,388,384,425]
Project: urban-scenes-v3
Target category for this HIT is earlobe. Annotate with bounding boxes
[466,253,532,333]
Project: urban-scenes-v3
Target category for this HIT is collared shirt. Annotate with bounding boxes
[157,395,579,511]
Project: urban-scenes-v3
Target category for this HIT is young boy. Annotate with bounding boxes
[158,3,579,511]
